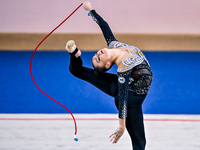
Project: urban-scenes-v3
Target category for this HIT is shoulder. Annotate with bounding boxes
[109,41,130,49]
[109,41,136,49]
[117,63,134,74]
[108,41,118,49]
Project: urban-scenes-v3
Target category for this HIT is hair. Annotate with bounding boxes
[93,66,109,75]
[92,63,113,76]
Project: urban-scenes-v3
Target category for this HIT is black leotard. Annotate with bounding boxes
[69,10,152,150]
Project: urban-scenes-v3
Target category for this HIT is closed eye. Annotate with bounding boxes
[96,56,100,63]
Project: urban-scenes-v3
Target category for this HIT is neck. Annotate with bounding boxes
[109,48,128,66]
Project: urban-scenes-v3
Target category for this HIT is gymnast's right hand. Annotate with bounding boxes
[83,1,93,11]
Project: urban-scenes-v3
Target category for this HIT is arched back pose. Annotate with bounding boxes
[66,2,153,150]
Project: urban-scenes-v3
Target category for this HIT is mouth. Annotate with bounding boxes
[96,49,104,55]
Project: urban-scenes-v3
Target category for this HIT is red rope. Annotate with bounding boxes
[29,3,83,137]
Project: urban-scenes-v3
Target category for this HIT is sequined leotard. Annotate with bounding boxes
[109,41,152,119]
[69,10,152,150]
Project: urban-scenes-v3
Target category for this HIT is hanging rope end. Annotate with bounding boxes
[74,134,78,142]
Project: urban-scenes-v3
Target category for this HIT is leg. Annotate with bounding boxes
[69,54,118,97]
[127,93,146,150]
[66,40,118,97]
[126,106,146,150]
[115,92,146,150]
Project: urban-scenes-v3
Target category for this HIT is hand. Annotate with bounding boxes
[83,1,93,11]
[109,127,125,144]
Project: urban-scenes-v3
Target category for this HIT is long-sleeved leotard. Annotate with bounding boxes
[89,10,152,119]
[89,10,117,46]
[69,10,152,150]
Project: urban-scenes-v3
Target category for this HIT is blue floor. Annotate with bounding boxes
[0,51,200,114]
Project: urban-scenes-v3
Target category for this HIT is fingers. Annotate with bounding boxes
[109,132,116,138]
[109,134,116,143]
[109,127,125,144]
[109,132,121,144]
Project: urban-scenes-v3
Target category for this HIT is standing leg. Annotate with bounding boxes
[127,93,146,150]
[115,92,146,150]
[126,106,146,150]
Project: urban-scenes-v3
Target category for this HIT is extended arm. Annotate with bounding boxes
[109,69,131,143]
[83,1,117,46]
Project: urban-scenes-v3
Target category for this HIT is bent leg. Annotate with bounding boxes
[69,55,118,97]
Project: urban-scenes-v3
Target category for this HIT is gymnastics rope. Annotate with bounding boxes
[29,3,83,142]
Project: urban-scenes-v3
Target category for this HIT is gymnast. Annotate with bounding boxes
[66,1,153,150]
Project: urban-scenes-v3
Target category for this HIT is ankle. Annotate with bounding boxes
[75,49,81,57]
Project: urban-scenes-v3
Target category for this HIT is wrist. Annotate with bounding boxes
[119,118,126,128]
[75,50,81,57]
[119,126,125,129]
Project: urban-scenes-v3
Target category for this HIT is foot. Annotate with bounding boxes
[65,40,81,57]
[66,40,76,53]
[83,1,93,11]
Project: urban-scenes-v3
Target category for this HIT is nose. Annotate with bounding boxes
[97,49,103,55]
[93,54,98,60]
[96,52,100,57]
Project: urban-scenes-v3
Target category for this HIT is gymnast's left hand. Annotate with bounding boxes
[109,127,125,144]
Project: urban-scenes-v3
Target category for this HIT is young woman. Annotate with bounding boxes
[66,2,153,150]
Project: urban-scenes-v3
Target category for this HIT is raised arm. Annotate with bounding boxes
[83,1,117,46]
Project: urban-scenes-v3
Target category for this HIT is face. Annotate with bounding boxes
[92,48,111,69]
